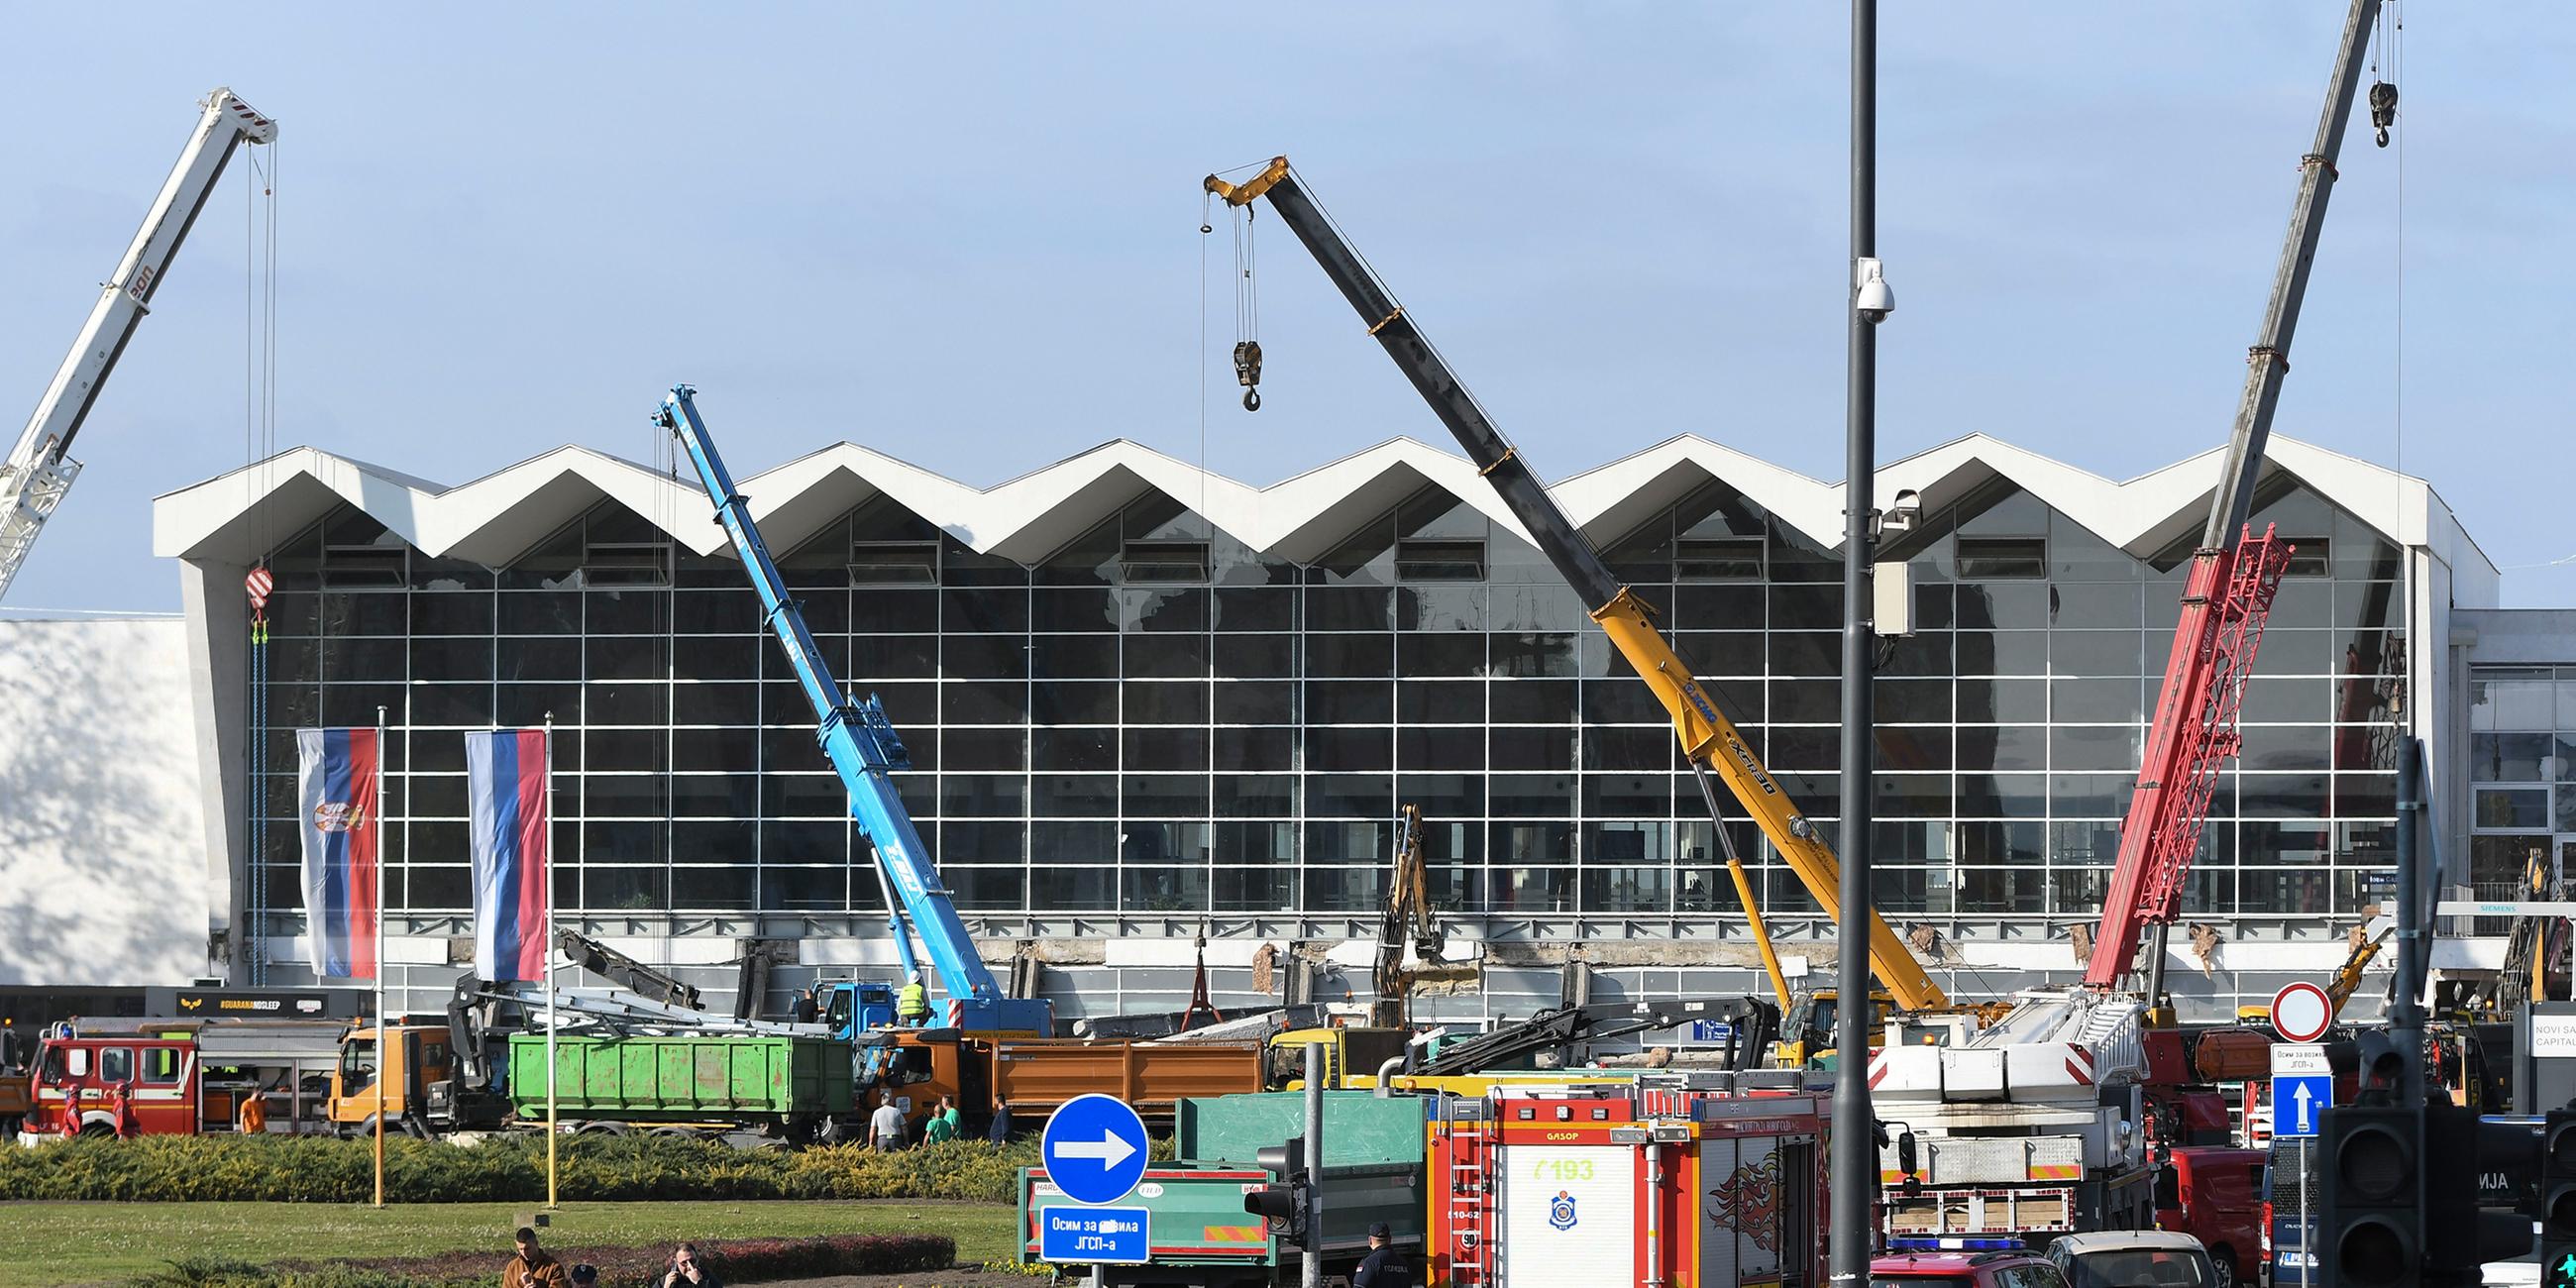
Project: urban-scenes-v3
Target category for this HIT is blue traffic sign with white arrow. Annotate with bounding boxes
[1041,1093,1150,1207]
[2273,1073,2332,1138]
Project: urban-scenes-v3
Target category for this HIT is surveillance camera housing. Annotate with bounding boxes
[1855,257,1894,321]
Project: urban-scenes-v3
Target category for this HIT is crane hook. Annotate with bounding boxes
[1232,340,1263,412]
[2369,80,2399,148]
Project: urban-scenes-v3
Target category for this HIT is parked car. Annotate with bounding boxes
[2046,1231,2220,1288]
[1873,1249,2073,1288]
[2157,1145,2264,1287]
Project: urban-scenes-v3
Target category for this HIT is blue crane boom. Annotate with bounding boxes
[655,385,1051,1036]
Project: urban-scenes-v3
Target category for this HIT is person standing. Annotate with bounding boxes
[504,1227,568,1288]
[790,985,819,1025]
[921,1094,957,1145]
[235,1085,268,1135]
[657,1241,722,1288]
[1351,1223,1411,1288]
[895,972,930,1026]
[869,1091,908,1151]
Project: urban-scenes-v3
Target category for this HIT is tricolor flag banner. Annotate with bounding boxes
[467,728,551,982]
[296,727,381,979]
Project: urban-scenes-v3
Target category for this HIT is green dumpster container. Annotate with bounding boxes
[504,1032,851,1126]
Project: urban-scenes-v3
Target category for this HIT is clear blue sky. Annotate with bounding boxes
[4,4,2569,613]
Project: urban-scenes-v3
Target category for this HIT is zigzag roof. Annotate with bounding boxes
[153,432,2495,594]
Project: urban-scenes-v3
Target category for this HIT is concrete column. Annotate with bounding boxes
[180,557,254,984]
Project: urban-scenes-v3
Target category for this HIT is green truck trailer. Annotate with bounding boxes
[1020,1090,1427,1287]
[503,1031,854,1139]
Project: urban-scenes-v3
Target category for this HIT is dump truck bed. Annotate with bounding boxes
[990,1039,1263,1124]
[504,1032,850,1123]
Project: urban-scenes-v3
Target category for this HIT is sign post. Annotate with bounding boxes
[2270,1039,2328,1288]
[1039,1094,1152,1272]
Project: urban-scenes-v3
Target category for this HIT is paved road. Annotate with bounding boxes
[763,1269,1037,1287]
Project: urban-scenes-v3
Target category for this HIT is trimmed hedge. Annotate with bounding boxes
[131,1234,955,1287]
[0,1133,1045,1204]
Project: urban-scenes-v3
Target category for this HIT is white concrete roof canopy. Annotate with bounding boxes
[154,432,2494,597]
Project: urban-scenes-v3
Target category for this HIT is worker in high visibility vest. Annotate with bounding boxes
[237,1087,268,1135]
[896,972,930,1026]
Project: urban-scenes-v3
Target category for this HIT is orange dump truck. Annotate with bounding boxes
[860,1030,1265,1135]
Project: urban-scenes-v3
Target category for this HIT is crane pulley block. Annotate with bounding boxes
[1232,339,1262,410]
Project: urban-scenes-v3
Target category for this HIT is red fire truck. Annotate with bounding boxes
[1427,1090,1827,1288]
[17,1021,347,1141]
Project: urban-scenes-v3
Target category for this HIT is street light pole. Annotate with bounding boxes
[1830,0,1885,1283]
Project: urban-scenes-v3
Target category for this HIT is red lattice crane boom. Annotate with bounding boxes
[2085,0,2393,993]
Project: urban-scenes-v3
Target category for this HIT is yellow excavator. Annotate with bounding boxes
[1205,158,1954,1064]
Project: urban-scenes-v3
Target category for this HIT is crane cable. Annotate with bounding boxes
[1228,184,1261,410]
[1197,191,1213,535]
[2371,0,2402,447]
[241,138,280,984]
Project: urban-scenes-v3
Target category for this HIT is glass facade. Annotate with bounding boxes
[2466,666,2576,900]
[241,472,2410,936]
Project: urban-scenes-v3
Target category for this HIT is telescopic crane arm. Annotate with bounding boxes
[0,88,275,602]
[656,385,1051,1036]
[1207,159,1933,1013]
[2086,0,2386,993]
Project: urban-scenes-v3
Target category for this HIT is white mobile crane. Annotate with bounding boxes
[1871,0,2395,1249]
[0,87,275,602]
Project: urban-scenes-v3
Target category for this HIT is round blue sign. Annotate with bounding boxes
[1040,1092,1150,1207]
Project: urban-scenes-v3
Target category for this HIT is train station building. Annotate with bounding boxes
[28,430,2537,1021]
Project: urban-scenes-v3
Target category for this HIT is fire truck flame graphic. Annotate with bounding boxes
[1709,1154,1785,1253]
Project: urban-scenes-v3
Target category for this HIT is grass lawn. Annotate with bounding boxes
[0,1199,1021,1287]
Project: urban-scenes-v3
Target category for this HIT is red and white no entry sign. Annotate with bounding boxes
[2271,981,2333,1043]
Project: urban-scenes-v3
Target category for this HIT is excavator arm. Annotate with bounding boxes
[1207,158,1935,1012]
[2324,914,2395,1017]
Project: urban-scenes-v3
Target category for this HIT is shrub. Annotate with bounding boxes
[133,1234,954,1287]
[0,1132,1051,1205]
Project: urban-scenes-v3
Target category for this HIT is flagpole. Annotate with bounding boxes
[543,713,559,1211]
[373,705,386,1210]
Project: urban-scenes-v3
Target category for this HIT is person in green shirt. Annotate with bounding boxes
[923,1094,960,1144]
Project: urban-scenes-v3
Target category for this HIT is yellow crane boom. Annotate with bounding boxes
[1206,157,1939,1012]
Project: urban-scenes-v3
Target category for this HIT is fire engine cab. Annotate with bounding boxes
[21,1032,199,1140]
[17,1021,347,1142]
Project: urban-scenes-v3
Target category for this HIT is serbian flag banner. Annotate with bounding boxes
[296,727,381,979]
[467,728,551,982]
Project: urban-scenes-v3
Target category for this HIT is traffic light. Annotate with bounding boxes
[2423,1104,2538,1277]
[1244,1134,1310,1248]
[2316,1104,2423,1288]
[2352,1028,2409,1101]
[2542,1111,2576,1288]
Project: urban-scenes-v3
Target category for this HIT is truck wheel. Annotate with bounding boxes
[2207,1246,2236,1288]
[77,1120,115,1140]
[649,1127,704,1141]
[576,1121,631,1137]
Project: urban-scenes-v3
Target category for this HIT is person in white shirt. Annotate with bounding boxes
[868,1092,908,1150]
